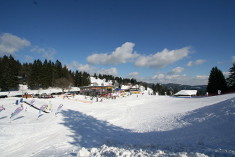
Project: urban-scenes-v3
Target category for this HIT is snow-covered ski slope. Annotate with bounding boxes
[0,93,235,157]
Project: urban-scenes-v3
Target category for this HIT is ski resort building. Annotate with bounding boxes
[80,86,114,96]
[130,85,141,94]
[120,84,141,94]
[174,90,198,97]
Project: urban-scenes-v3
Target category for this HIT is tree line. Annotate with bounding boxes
[0,55,90,91]
[0,55,149,92]
[1,55,234,95]
[0,55,161,93]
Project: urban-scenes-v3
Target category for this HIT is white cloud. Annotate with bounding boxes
[187,61,193,66]
[223,72,230,78]
[153,73,187,83]
[87,42,138,65]
[232,56,235,63]
[31,46,56,60]
[98,68,118,76]
[87,43,191,69]
[69,61,95,73]
[135,47,190,68]
[128,72,139,78]
[168,67,184,75]
[152,73,208,85]
[30,46,45,53]
[79,64,95,73]
[152,73,166,81]
[42,48,56,60]
[68,61,118,76]
[187,59,206,66]
[165,74,187,80]
[0,33,31,56]
[151,67,208,85]
[195,75,208,80]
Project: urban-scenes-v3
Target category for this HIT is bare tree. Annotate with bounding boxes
[54,77,72,92]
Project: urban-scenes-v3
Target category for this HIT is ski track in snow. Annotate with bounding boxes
[0,93,235,156]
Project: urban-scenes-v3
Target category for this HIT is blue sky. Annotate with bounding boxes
[0,0,235,85]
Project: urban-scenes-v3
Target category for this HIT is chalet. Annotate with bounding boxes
[80,86,114,96]
[130,85,140,94]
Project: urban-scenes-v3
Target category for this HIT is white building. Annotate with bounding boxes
[174,90,197,97]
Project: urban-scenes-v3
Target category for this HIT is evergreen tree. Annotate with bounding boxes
[151,84,156,95]
[226,63,235,91]
[74,71,81,87]
[0,58,3,90]
[207,66,228,95]
[155,83,165,95]
[20,63,32,84]
[8,55,21,89]
[28,60,43,89]
[94,73,98,79]
[144,83,147,90]
[115,77,122,84]
[130,78,137,85]
[0,55,20,91]
[52,60,63,85]
[40,59,53,88]
[82,72,91,86]
[98,74,103,80]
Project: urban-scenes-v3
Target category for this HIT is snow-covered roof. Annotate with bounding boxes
[131,85,139,89]
[174,90,197,96]
[90,77,112,86]
[147,87,153,93]
[69,87,80,92]
[121,85,130,90]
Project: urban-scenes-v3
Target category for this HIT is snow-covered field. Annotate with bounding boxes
[0,92,235,157]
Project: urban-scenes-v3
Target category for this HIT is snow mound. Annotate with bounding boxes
[77,145,210,157]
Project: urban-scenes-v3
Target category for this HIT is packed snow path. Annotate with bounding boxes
[0,93,235,157]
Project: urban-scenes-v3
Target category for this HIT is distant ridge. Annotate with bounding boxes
[162,83,207,92]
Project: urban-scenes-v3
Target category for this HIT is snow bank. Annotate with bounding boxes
[77,145,210,157]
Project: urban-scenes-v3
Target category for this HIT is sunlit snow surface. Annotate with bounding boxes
[0,92,235,157]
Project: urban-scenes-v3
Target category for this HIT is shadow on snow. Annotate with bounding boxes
[60,109,130,148]
[60,98,235,155]
[13,116,24,121]
[0,116,8,120]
